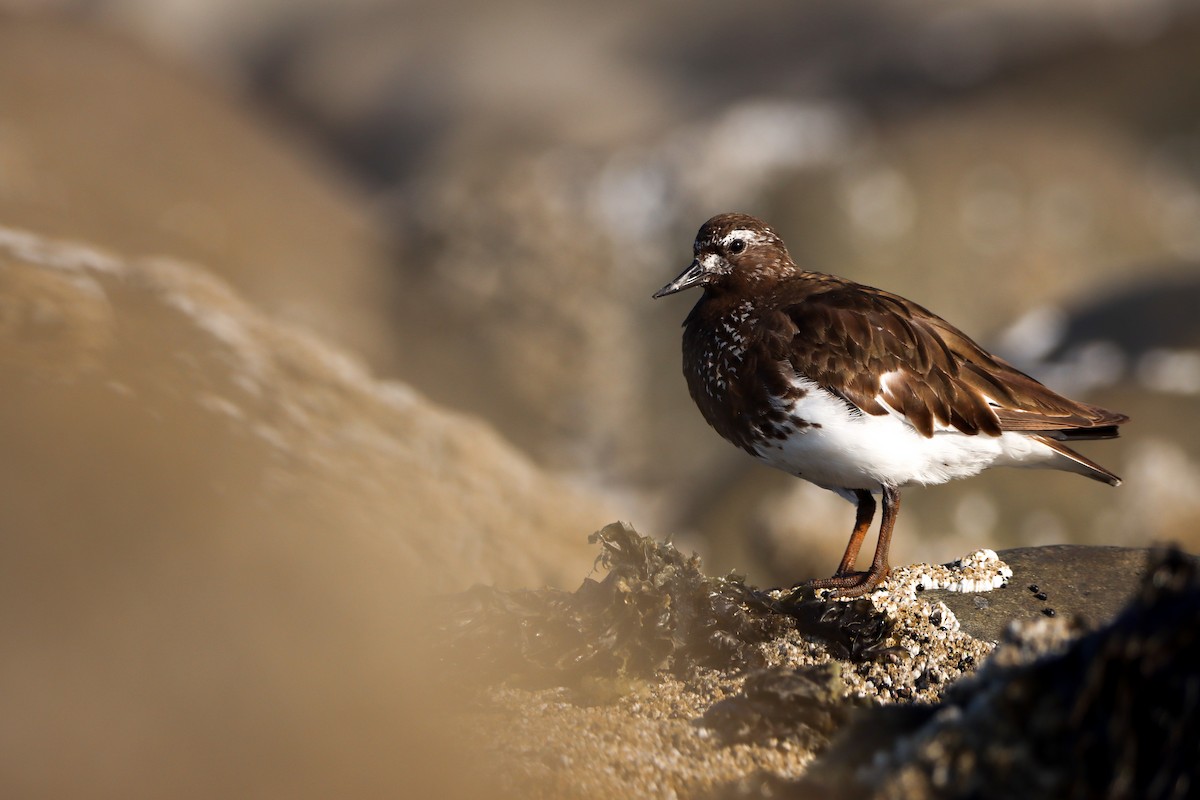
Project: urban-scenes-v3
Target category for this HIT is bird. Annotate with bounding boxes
[653,212,1128,597]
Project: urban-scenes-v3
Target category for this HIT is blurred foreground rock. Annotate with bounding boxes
[0,225,613,798]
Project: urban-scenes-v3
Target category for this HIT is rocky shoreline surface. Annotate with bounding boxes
[447,526,1198,799]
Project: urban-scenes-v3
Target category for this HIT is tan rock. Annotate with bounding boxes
[0,14,401,372]
[0,226,613,798]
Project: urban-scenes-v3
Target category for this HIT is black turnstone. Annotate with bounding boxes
[654,212,1129,597]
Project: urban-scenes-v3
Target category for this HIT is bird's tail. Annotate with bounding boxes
[1032,434,1122,486]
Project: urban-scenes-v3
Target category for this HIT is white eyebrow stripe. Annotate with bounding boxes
[721,229,772,248]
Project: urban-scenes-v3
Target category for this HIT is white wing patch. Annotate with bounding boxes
[758,375,1059,491]
[873,368,962,435]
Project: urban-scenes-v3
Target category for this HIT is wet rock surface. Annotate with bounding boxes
[939,545,1152,642]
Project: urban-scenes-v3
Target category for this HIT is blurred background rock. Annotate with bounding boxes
[2,0,1199,794]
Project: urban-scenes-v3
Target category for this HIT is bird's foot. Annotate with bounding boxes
[806,566,890,599]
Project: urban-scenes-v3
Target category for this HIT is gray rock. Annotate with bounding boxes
[786,547,1200,800]
[938,545,1152,642]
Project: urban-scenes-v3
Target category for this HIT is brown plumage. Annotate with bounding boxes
[655,212,1128,597]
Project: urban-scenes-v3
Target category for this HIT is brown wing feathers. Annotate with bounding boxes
[785,288,996,437]
[785,284,1127,440]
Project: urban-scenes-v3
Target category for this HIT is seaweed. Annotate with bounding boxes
[439,522,894,687]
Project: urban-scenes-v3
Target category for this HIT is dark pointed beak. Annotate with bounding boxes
[652,259,705,298]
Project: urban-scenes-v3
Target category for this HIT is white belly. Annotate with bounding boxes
[756,377,1056,492]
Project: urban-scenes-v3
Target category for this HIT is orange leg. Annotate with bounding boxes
[808,486,900,598]
[834,490,875,576]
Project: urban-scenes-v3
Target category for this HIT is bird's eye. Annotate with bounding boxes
[728,239,746,254]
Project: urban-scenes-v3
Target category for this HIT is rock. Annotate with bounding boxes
[787,547,1200,799]
[448,531,1018,797]
[442,522,797,685]
[0,224,612,588]
[700,664,849,747]
[0,225,614,798]
[938,545,1151,642]
[447,540,1200,798]
[0,14,402,373]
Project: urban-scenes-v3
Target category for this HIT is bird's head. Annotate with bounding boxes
[653,213,796,298]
